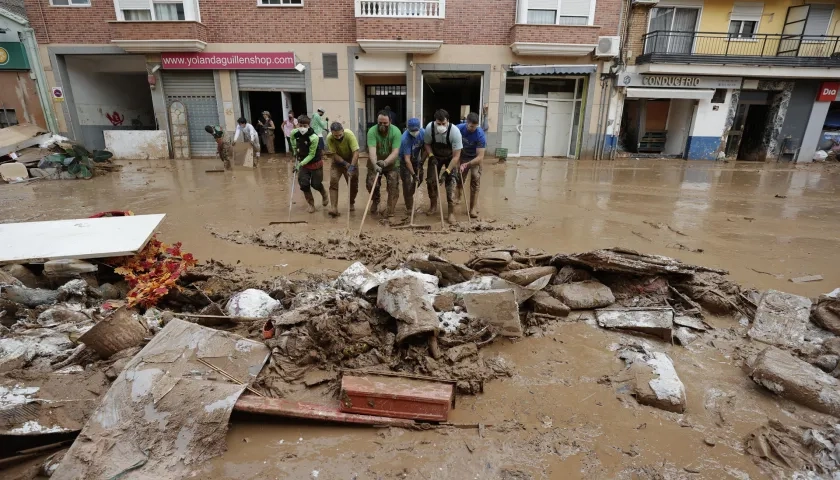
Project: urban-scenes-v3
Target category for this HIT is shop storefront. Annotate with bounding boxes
[0,41,46,129]
[618,73,740,160]
[799,81,840,162]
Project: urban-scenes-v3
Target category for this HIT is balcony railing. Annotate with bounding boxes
[637,31,840,67]
[355,0,444,18]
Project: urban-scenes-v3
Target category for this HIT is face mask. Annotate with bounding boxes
[297,127,308,134]
[409,131,419,138]
[436,123,448,134]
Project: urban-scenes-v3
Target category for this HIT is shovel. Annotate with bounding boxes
[269,169,307,225]
[357,170,380,237]
[392,173,431,230]
[460,168,472,226]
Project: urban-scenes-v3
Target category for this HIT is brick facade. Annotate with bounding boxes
[510,24,600,45]
[625,5,652,65]
[110,20,207,42]
[26,0,622,46]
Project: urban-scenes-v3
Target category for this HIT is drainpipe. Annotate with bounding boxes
[19,27,59,134]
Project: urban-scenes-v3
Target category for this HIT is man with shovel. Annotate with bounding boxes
[291,115,328,213]
[399,118,424,217]
[423,109,463,224]
[325,122,359,217]
[456,112,486,219]
[366,110,402,218]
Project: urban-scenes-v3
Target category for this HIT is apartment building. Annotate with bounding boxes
[614,0,840,162]
[24,0,622,158]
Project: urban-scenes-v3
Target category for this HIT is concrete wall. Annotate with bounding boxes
[0,70,46,128]
[104,130,168,159]
[686,89,736,160]
[779,80,819,158]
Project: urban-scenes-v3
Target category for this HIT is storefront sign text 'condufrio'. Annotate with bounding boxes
[621,73,741,90]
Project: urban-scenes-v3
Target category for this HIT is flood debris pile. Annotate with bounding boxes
[1,132,119,184]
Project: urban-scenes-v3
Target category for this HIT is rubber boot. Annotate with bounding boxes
[371,201,380,217]
[426,185,438,216]
[453,184,462,205]
[385,193,398,218]
[447,203,457,225]
[317,186,329,207]
[328,194,340,217]
[349,203,355,212]
[303,191,316,213]
[469,187,479,219]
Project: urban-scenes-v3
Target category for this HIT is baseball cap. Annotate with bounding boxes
[317,107,325,113]
[407,118,421,132]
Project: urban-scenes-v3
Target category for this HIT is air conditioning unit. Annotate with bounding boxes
[632,0,659,5]
[595,36,620,58]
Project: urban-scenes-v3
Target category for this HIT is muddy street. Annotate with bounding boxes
[2,157,840,479]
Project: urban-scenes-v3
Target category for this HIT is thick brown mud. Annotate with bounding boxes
[2,156,840,479]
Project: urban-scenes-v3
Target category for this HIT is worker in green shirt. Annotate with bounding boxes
[291,115,328,213]
[311,108,328,138]
[325,122,359,217]
[366,110,402,218]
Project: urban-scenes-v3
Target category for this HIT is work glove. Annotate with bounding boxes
[412,173,420,186]
[294,162,301,172]
[373,163,383,174]
[376,160,385,169]
[438,166,451,184]
[336,159,348,169]
[348,164,357,174]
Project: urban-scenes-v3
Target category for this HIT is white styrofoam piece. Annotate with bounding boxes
[0,214,166,264]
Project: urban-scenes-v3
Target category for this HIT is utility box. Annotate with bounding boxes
[339,375,454,422]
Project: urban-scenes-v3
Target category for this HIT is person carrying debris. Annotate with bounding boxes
[281,111,298,158]
[291,115,329,213]
[366,110,402,218]
[257,111,276,154]
[204,125,231,170]
[325,122,359,217]
[456,112,486,219]
[423,109,463,224]
[233,117,260,165]
[311,108,328,138]
[398,117,425,216]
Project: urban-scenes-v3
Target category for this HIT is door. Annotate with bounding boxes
[501,102,523,155]
[521,101,547,157]
[281,92,292,119]
[236,71,306,92]
[545,99,574,157]
[738,104,771,161]
[663,99,694,156]
[240,91,251,121]
[162,71,219,157]
[778,5,809,56]
[648,7,699,54]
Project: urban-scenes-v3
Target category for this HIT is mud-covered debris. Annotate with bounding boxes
[335,261,378,294]
[499,266,557,287]
[464,251,512,271]
[405,253,475,286]
[58,279,88,298]
[812,354,839,373]
[548,281,615,309]
[748,290,811,348]
[375,268,439,297]
[2,285,60,307]
[0,267,25,287]
[446,343,478,363]
[43,259,98,278]
[671,272,741,315]
[377,276,438,343]
[552,248,728,276]
[37,304,90,327]
[812,294,840,336]
[0,329,74,372]
[745,420,840,478]
[462,289,521,337]
[432,292,456,312]
[674,327,699,346]
[78,308,148,359]
[438,311,468,333]
[443,275,539,305]
[673,315,708,331]
[227,289,281,318]
[618,344,686,413]
[745,346,840,417]
[552,265,592,285]
[526,291,570,318]
[597,308,673,342]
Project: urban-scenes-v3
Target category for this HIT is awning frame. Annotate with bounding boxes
[625,87,715,100]
[510,64,598,76]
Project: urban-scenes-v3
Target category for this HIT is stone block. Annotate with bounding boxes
[548,281,615,309]
[527,291,570,317]
[462,289,522,337]
[748,290,811,348]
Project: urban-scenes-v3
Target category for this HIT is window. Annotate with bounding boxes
[123,9,152,20]
[154,2,185,20]
[647,7,699,54]
[322,53,338,79]
[259,0,303,5]
[728,20,757,38]
[118,0,191,21]
[711,88,727,104]
[505,78,525,95]
[51,0,90,5]
[804,4,834,37]
[728,2,763,39]
[520,0,593,26]
[0,109,17,128]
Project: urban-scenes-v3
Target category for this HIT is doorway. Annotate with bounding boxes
[365,85,406,131]
[738,104,770,161]
[241,91,306,154]
[422,72,483,124]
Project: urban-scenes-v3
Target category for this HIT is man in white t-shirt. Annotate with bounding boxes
[422,109,463,224]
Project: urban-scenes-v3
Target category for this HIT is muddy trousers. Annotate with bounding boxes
[262,132,275,154]
[399,164,419,214]
[216,140,231,170]
[298,167,327,207]
[446,162,481,211]
[366,167,400,215]
[329,162,359,210]
[425,157,444,212]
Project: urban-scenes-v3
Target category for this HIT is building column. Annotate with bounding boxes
[685,90,733,160]
[797,100,830,163]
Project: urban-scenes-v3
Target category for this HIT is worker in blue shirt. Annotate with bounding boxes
[455,112,486,219]
[398,118,425,216]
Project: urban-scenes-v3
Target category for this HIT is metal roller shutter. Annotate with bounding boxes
[237,70,306,92]
[162,71,218,157]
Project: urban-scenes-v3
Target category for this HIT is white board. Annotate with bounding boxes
[0,214,166,265]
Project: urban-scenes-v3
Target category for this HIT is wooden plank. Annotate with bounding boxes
[0,124,51,157]
[340,375,454,422]
[0,214,165,265]
[234,396,415,428]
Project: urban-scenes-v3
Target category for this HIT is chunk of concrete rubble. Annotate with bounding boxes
[405,253,475,286]
[376,268,439,297]
[2,285,60,307]
[746,346,840,417]
[499,266,557,286]
[674,315,707,331]
[443,276,539,305]
[377,276,439,343]
[226,289,281,318]
[526,291,570,318]
[37,305,90,326]
[548,281,615,309]
[747,290,811,348]
[596,308,673,341]
[674,327,699,346]
[812,296,840,336]
[2,264,42,288]
[438,311,469,334]
[432,292,456,312]
[0,329,74,372]
[619,346,686,413]
[58,279,88,297]
[813,354,839,373]
[465,251,512,271]
[334,261,378,294]
[447,343,478,363]
[462,289,522,337]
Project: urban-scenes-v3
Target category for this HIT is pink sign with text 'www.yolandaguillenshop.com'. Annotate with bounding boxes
[160,52,296,70]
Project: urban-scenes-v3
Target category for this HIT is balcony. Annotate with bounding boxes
[355,1,444,54]
[509,24,599,56]
[110,21,208,53]
[637,31,840,67]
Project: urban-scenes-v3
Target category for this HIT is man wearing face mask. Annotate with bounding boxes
[291,115,329,213]
[366,110,402,218]
[398,118,424,216]
[423,109,463,224]
[325,122,359,217]
[456,112,486,219]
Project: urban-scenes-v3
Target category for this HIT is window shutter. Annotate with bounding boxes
[730,2,763,22]
[804,4,834,36]
[560,0,591,17]
[529,0,559,9]
[322,53,339,79]
[119,0,152,9]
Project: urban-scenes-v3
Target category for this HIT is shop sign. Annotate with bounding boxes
[160,52,296,70]
[817,82,839,102]
[621,73,741,89]
[0,42,30,70]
